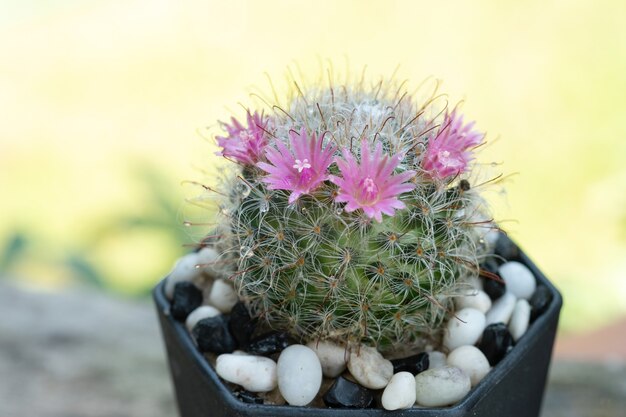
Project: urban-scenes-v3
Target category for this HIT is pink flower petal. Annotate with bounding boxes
[215,112,269,165]
[332,140,415,222]
[422,111,484,180]
[257,128,336,203]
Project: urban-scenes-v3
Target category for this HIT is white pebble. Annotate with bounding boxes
[165,253,200,299]
[208,279,238,313]
[381,372,416,410]
[306,340,348,378]
[185,305,220,331]
[215,354,277,392]
[415,366,471,407]
[277,345,322,406]
[509,299,531,341]
[347,345,394,389]
[443,308,486,351]
[483,228,501,247]
[499,261,536,300]
[485,292,517,325]
[447,346,490,387]
[454,290,492,314]
[428,351,447,369]
[196,247,220,275]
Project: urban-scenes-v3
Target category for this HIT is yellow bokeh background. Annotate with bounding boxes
[1,0,625,334]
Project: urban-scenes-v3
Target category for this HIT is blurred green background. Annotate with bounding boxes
[1,0,625,335]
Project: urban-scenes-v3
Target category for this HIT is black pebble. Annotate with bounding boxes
[391,352,429,375]
[170,282,203,321]
[480,259,506,301]
[494,233,520,263]
[483,276,506,301]
[478,323,514,366]
[246,331,293,356]
[192,316,237,354]
[323,376,374,409]
[480,258,500,275]
[530,286,553,322]
[236,389,264,404]
[228,302,258,347]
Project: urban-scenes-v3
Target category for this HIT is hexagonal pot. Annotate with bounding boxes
[153,238,562,417]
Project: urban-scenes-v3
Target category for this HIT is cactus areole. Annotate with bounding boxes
[203,75,494,352]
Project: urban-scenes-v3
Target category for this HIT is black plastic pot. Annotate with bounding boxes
[153,239,562,417]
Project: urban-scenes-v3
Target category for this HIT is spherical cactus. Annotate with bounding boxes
[203,73,494,351]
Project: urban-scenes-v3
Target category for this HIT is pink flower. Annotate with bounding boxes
[257,128,336,204]
[421,110,484,180]
[330,141,416,223]
[216,111,269,165]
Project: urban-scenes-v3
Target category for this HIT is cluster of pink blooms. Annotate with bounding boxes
[216,111,483,222]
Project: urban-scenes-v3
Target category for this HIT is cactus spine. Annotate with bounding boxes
[204,73,492,351]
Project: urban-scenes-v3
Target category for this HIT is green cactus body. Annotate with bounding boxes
[210,75,491,351]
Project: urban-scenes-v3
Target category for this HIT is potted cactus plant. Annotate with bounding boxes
[153,72,562,416]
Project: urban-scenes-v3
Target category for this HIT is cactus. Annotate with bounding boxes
[202,73,494,352]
